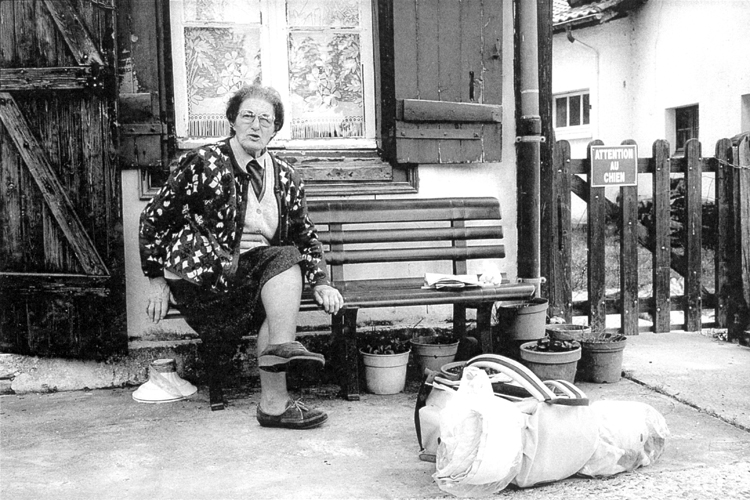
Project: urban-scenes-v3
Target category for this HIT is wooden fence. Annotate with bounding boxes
[542,134,750,340]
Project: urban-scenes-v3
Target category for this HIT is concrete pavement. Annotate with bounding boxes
[2,331,750,499]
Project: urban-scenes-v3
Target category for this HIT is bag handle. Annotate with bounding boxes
[466,354,589,405]
[545,379,587,399]
[467,354,556,401]
[544,380,590,405]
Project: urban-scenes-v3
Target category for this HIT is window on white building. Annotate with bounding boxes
[169,0,376,150]
[674,105,699,154]
[554,91,590,129]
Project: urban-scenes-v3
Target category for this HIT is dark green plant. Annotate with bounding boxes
[361,334,410,355]
[528,338,580,353]
[414,332,459,345]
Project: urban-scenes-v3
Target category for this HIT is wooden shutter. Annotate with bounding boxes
[0,0,126,358]
[388,0,503,164]
[116,0,171,198]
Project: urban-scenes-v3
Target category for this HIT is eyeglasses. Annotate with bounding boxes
[237,110,275,128]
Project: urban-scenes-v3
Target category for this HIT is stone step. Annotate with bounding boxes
[0,323,459,394]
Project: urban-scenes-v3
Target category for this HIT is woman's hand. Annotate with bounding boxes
[313,284,344,315]
[146,276,172,323]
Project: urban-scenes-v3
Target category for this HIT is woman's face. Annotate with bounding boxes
[232,97,277,157]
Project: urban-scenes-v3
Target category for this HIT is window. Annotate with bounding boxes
[169,0,376,150]
[674,105,699,153]
[554,91,590,129]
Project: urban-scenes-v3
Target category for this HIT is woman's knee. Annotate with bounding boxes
[267,263,303,287]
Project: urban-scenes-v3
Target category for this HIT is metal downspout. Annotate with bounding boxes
[516,0,543,294]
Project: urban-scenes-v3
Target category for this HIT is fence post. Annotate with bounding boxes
[684,138,703,332]
[587,140,607,333]
[737,135,750,341]
[652,139,672,333]
[714,138,734,328]
[620,140,639,335]
[542,140,572,321]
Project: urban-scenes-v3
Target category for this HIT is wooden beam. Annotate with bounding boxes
[298,164,393,182]
[0,93,109,276]
[0,272,109,297]
[42,0,105,66]
[684,139,703,331]
[739,136,750,312]
[587,140,607,333]
[395,123,481,140]
[0,67,92,91]
[398,99,503,122]
[620,140,639,335]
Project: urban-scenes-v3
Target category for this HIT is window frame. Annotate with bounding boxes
[168,0,378,151]
[160,0,418,197]
[674,104,699,154]
[553,90,591,140]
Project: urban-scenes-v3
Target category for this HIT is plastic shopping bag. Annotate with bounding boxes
[466,355,600,488]
[578,400,670,477]
[433,366,525,498]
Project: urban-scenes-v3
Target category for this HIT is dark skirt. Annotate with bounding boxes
[168,245,304,371]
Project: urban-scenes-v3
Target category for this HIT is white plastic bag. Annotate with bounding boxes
[578,400,670,477]
[433,366,525,498]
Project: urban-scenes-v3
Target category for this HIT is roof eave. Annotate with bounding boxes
[552,10,628,34]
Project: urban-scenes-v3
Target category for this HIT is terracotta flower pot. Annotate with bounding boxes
[411,336,460,374]
[545,324,592,342]
[519,341,581,383]
[360,349,410,395]
[579,336,627,383]
[496,298,549,341]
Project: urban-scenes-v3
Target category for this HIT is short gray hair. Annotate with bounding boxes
[226,84,285,133]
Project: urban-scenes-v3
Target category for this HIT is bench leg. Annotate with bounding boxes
[453,304,467,338]
[476,304,494,353]
[199,340,232,411]
[333,308,360,401]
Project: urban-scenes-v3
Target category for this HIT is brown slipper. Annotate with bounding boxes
[256,399,328,429]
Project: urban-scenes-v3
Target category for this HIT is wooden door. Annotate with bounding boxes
[0,0,126,358]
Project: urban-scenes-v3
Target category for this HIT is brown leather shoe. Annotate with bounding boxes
[256,399,328,429]
[258,341,325,372]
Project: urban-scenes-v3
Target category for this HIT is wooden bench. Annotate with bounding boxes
[301,197,536,400]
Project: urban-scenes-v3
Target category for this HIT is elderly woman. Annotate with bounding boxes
[139,84,343,429]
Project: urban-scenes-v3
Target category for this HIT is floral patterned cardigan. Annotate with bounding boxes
[138,138,330,293]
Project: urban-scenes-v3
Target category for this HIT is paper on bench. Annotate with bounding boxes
[422,273,481,289]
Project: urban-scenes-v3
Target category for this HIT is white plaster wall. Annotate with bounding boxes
[122,171,195,339]
[553,0,750,218]
[122,0,519,338]
[553,18,634,158]
[629,0,750,150]
[554,0,750,153]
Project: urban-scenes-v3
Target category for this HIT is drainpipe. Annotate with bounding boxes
[516,0,543,295]
[566,25,600,138]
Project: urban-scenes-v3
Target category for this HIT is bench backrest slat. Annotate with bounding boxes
[319,226,503,245]
[326,245,505,266]
[307,197,501,224]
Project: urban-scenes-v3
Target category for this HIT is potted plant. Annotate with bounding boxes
[519,337,582,383]
[360,334,411,395]
[545,323,592,342]
[579,332,628,383]
[411,332,460,375]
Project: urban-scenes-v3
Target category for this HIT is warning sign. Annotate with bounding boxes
[590,145,638,187]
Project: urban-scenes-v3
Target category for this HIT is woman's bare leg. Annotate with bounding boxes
[257,265,302,414]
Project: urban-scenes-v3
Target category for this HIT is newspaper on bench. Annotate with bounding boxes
[422,273,481,290]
